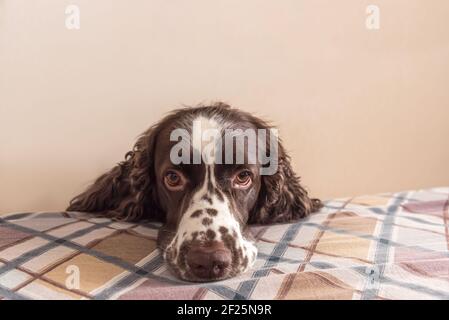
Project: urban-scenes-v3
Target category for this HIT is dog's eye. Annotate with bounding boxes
[164,170,185,190]
[233,170,252,189]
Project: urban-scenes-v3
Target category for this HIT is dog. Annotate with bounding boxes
[67,102,321,282]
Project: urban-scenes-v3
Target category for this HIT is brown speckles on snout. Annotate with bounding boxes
[202,217,213,226]
[191,210,203,218]
[201,194,213,205]
[221,230,240,271]
[168,225,251,281]
[219,226,228,235]
[206,208,218,216]
[206,229,216,240]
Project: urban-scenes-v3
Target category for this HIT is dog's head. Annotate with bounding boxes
[67,103,321,281]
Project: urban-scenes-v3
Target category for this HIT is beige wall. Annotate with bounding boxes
[1,0,449,213]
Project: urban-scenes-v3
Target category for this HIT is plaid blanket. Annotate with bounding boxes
[1,187,448,300]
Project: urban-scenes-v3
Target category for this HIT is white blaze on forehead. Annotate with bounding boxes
[192,115,223,165]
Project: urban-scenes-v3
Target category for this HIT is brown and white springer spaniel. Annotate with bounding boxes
[67,102,321,282]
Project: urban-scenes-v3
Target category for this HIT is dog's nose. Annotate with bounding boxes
[186,242,232,280]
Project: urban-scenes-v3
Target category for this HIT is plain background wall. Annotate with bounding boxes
[1,0,449,213]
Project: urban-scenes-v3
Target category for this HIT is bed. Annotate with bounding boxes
[1,187,448,300]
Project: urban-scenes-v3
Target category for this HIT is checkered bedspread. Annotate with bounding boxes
[1,187,448,300]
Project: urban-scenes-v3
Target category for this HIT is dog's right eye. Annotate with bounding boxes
[164,170,185,191]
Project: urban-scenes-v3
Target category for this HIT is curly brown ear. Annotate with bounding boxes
[66,127,163,222]
[250,143,322,224]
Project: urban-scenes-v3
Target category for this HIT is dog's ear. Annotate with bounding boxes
[67,126,163,222]
[249,137,322,225]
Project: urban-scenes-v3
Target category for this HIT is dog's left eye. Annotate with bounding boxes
[233,170,252,188]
